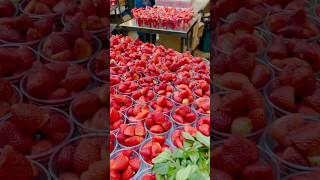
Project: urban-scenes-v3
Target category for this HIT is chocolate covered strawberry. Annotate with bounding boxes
[126,104,150,122]
[171,125,198,148]
[171,105,197,125]
[110,149,141,180]
[150,96,174,114]
[172,84,194,105]
[154,81,174,97]
[0,78,21,119]
[145,111,172,135]
[139,136,171,165]
[193,97,210,115]
[131,87,154,103]
[117,122,146,147]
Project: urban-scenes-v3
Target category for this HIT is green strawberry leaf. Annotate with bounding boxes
[195,132,210,147]
[153,149,172,164]
[153,163,169,175]
[182,132,195,141]
[175,165,193,180]
[188,150,199,163]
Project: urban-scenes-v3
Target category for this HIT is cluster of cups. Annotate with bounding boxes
[0,0,109,179]
[213,1,320,179]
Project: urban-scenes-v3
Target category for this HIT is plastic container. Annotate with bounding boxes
[30,159,51,180]
[117,123,147,151]
[149,96,175,116]
[0,45,39,84]
[87,53,108,84]
[38,35,102,64]
[110,94,134,114]
[134,167,154,180]
[49,134,107,180]
[192,97,210,117]
[0,85,23,122]
[145,114,174,138]
[170,106,198,127]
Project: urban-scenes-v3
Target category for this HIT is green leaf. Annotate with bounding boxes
[182,132,195,141]
[156,174,165,180]
[176,165,193,180]
[195,132,210,147]
[192,141,203,149]
[173,149,183,158]
[152,149,171,164]
[188,150,199,163]
[183,140,192,149]
[153,163,169,175]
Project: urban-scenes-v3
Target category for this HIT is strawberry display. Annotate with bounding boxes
[193,97,210,115]
[150,96,174,114]
[21,0,76,16]
[126,103,150,122]
[88,49,107,83]
[0,14,53,43]
[145,111,172,135]
[22,61,91,103]
[171,104,197,125]
[266,10,320,39]
[110,149,141,180]
[117,122,146,147]
[139,136,171,165]
[222,5,268,25]
[213,83,267,138]
[0,103,71,156]
[0,145,45,179]
[131,87,155,103]
[116,81,139,95]
[196,117,210,136]
[0,78,21,118]
[172,84,194,105]
[0,0,16,17]
[171,125,198,148]
[268,114,320,169]
[51,135,107,179]
[213,136,276,179]
[154,81,174,97]
[214,48,272,90]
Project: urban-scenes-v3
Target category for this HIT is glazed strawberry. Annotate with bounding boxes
[196,117,210,136]
[117,122,145,147]
[154,82,174,97]
[110,94,132,112]
[193,97,210,115]
[140,136,170,165]
[145,111,172,135]
[131,87,154,103]
[126,104,150,122]
[172,105,197,125]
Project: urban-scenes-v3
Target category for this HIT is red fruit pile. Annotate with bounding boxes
[150,96,174,114]
[110,107,125,132]
[215,22,267,55]
[0,103,70,155]
[213,136,276,180]
[154,81,174,97]
[196,117,210,136]
[171,126,198,148]
[90,49,107,82]
[132,87,155,103]
[63,0,108,31]
[193,80,210,98]
[0,0,16,17]
[110,66,127,75]
[213,83,267,136]
[222,5,268,25]
[0,14,53,43]
[110,149,141,180]
[137,76,158,88]
[140,136,170,165]
[110,94,132,112]
[266,10,320,39]
[158,72,176,82]
[270,114,320,168]
[131,6,193,29]
[41,31,94,62]
[110,75,121,86]
[55,136,107,179]
[117,122,146,147]
[141,173,156,180]
[0,146,39,179]
[193,97,210,115]
[0,46,36,79]
[121,70,140,81]
[0,78,21,118]
[22,0,76,15]
[267,62,319,116]
[145,111,172,134]
[172,105,197,125]
[24,61,90,100]
[214,48,272,89]
[265,0,310,12]
[126,103,150,122]
[117,81,139,95]
[172,84,194,105]
[71,85,107,132]
[267,37,320,72]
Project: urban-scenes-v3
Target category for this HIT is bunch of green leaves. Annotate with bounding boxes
[152,131,210,180]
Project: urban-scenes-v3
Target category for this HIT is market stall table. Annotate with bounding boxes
[119,16,199,52]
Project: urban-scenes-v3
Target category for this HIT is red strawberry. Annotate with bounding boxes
[142,174,156,180]
[34,2,52,14]
[11,103,49,134]
[241,83,264,110]
[0,25,24,42]
[0,0,15,17]
[213,169,235,180]
[150,125,164,133]
[47,88,69,100]
[227,48,255,76]
[42,32,70,56]
[304,88,320,113]
[124,125,135,136]
[213,110,232,133]
[216,72,250,90]
[153,111,165,124]
[220,91,244,118]
[184,126,197,136]
[16,46,35,70]
[57,145,76,171]
[73,38,93,60]
[51,49,74,62]
[135,122,145,136]
[152,136,165,144]
[124,136,143,146]
[26,28,42,42]
[241,161,274,180]
[41,113,69,134]
[111,153,129,171]
[250,64,271,88]
[121,165,134,180]
[0,146,34,180]
[162,121,172,131]
[0,78,13,101]
[31,139,53,155]
[45,62,69,80]
[213,146,223,169]
[267,37,287,59]
[281,146,309,166]
[140,146,152,159]
[14,14,34,32]
[270,86,296,112]
[34,16,54,35]
[198,124,210,136]
[80,160,107,180]
[110,170,120,180]
[60,64,90,92]
[129,158,140,171]
[121,149,133,157]
[49,132,68,145]
[72,92,101,121]
[247,108,266,131]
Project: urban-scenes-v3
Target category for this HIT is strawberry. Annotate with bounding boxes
[213,146,223,169]
[304,88,320,113]
[281,146,309,166]
[152,136,165,144]
[34,2,52,14]
[226,48,255,76]
[129,158,140,171]
[221,136,259,175]
[124,126,135,136]
[213,110,233,133]
[241,161,274,180]
[213,169,235,180]
[247,108,266,131]
[162,121,172,131]
[0,146,34,180]
[90,108,107,130]
[216,72,250,90]
[41,113,69,134]
[72,92,101,121]
[59,172,79,180]
[11,103,49,134]
[184,126,197,136]
[27,27,42,42]
[60,64,91,92]
[31,139,53,154]
[270,86,296,112]
[124,136,143,146]
[142,174,156,180]
[153,111,166,124]
[121,165,134,180]
[241,83,264,111]
[121,149,133,157]
[49,132,68,145]
[73,139,101,173]
[80,160,107,180]
[140,146,152,159]
[0,0,15,17]
[47,88,70,100]
[57,145,76,171]
[150,125,164,133]
[250,64,271,88]
[220,91,244,118]
[110,170,120,180]
[198,124,210,136]
[73,38,92,60]
[0,25,24,42]
[0,78,13,101]
[51,49,74,62]
[14,14,34,32]
[135,122,145,136]
[45,62,69,80]
[42,32,70,56]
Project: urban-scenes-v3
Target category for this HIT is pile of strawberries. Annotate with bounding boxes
[213,0,320,179]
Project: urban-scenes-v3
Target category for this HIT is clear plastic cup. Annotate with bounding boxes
[38,35,102,64]
[154,82,174,98]
[149,96,175,116]
[0,45,39,84]
[139,137,172,167]
[134,167,154,180]
[0,84,23,122]
[170,106,198,127]
[110,94,134,114]
[87,52,108,85]
[145,114,174,138]
[117,123,147,152]
[126,103,151,123]
[110,131,118,155]
[214,140,281,180]
[282,171,319,180]
[192,97,210,117]
[30,159,51,180]
[49,133,107,180]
